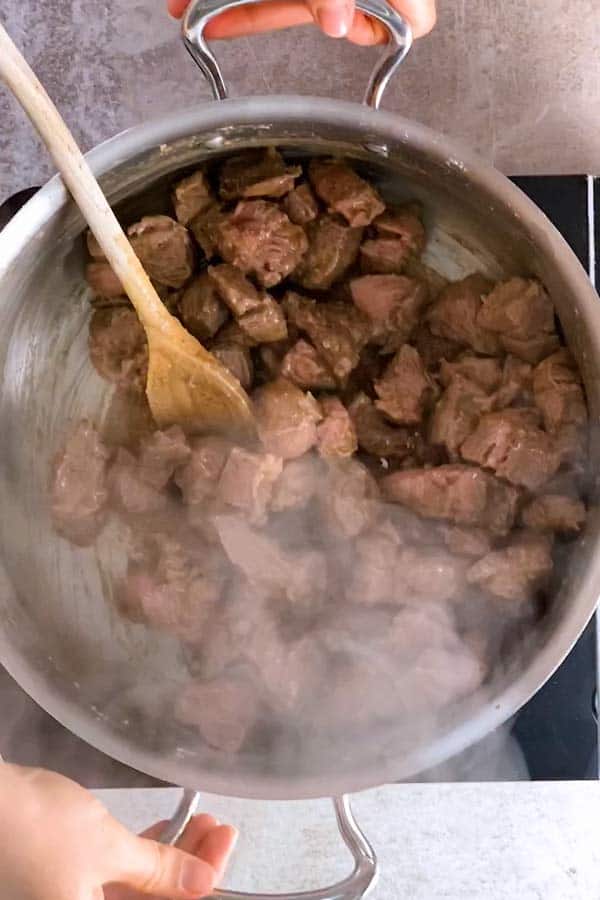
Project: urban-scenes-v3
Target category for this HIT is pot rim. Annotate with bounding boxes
[0,96,598,798]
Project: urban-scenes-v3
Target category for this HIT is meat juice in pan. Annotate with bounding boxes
[50,149,589,756]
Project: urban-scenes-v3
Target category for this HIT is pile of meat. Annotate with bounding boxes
[51,149,589,755]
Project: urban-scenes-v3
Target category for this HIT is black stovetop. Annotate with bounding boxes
[0,176,598,787]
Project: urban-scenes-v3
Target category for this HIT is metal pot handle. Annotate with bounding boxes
[182,0,412,110]
[161,789,378,900]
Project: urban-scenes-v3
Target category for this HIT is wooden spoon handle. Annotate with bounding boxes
[0,22,165,330]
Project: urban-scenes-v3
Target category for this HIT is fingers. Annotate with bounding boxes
[114,834,217,899]
[347,0,437,44]
[305,0,355,38]
[197,825,238,880]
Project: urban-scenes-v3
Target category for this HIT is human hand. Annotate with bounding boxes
[0,765,237,900]
[167,0,436,43]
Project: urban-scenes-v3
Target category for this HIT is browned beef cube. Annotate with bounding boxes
[494,356,534,408]
[86,261,124,299]
[350,274,428,352]
[237,295,288,344]
[219,148,300,200]
[533,348,587,433]
[51,421,110,546]
[373,205,426,252]
[214,319,255,347]
[128,215,195,288]
[374,345,436,425]
[217,447,283,523]
[477,278,555,341]
[345,523,400,605]
[175,436,232,505]
[189,202,226,258]
[427,274,500,355]
[429,375,493,458]
[137,426,191,489]
[440,354,503,393]
[554,423,588,469]
[282,182,319,225]
[284,292,371,382]
[179,272,229,340]
[294,215,363,290]
[211,341,254,390]
[172,169,214,225]
[89,306,148,393]
[176,675,259,753]
[395,546,467,603]
[320,458,379,538]
[216,200,308,288]
[461,409,560,490]
[348,392,413,459]
[381,464,519,534]
[521,494,586,534]
[317,396,357,458]
[413,323,462,370]
[254,377,322,459]
[280,339,336,390]
[439,525,493,557]
[271,454,323,512]
[308,159,385,227]
[500,332,560,364]
[467,532,553,601]
[86,230,105,259]
[208,263,262,316]
[109,448,169,515]
[360,237,415,275]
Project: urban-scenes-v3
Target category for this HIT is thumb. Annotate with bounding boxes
[114,832,218,898]
[307,0,355,37]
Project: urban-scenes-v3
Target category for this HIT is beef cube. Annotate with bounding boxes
[500,332,560,365]
[86,230,105,260]
[317,396,357,458]
[427,274,500,355]
[414,323,462,370]
[217,447,283,523]
[51,421,110,546]
[172,169,214,225]
[214,319,255,347]
[440,354,503,393]
[395,546,467,604]
[189,202,226,258]
[533,349,587,433]
[179,272,229,341]
[271,454,323,512]
[374,345,436,425]
[219,148,300,201]
[461,409,560,491]
[109,453,173,517]
[128,215,195,288]
[360,237,415,275]
[494,356,534,408]
[237,295,288,344]
[350,274,428,352]
[477,279,556,360]
[345,523,400,605]
[176,675,259,753]
[250,631,329,715]
[175,436,232,505]
[284,292,372,382]
[439,524,493,557]
[281,340,336,390]
[467,532,553,601]
[405,258,449,301]
[381,464,519,534]
[137,426,191,489]
[211,341,254,390]
[348,392,413,459]
[554,423,588,469]
[216,200,308,288]
[429,375,493,458]
[320,458,379,538]
[86,261,124,299]
[308,159,385,227]
[294,214,363,290]
[282,182,319,225]
[373,205,426,252]
[89,306,148,393]
[521,494,586,534]
[397,639,484,713]
[208,263,262,316]
[196,584,272,678]
[286,549,328,611]
[253,377,322,459]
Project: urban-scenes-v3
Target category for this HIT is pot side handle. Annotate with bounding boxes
[160,789,378,900]
[181,0,412,110]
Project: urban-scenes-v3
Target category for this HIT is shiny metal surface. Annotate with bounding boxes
[0,99,599,801]
[182,0,413,110]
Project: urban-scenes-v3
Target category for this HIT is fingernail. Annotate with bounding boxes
[180,859,215,895]
[316,3,351,38]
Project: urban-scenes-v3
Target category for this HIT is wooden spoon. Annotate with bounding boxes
[0,22,255,437]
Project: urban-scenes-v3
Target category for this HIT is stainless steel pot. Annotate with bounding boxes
[0,1,599,896]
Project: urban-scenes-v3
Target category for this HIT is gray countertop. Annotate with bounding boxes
[1,0,600,202]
